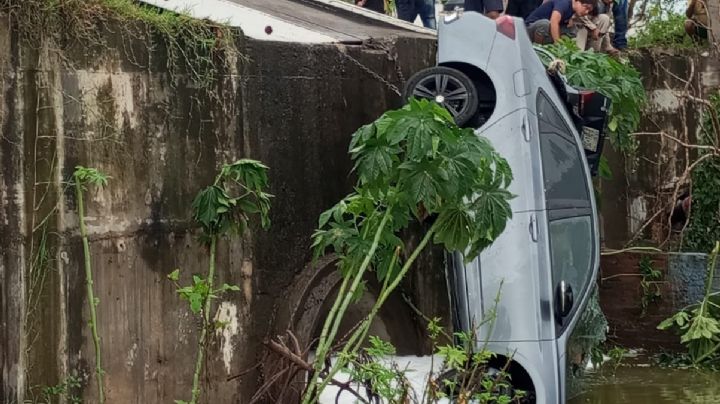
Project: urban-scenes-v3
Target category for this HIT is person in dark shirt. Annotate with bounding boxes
[464,0,505,19]
[356,0,385,13]
[506,0,543,19]
[525,0,595,44]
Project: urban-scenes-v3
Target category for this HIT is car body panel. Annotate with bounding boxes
[437,11,601,404]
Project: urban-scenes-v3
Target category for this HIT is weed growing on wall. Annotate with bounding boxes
[302,99,513,402]
[639,255,664,316]
[684,93,720,253]
[24,374,83,404]
[170,159,271,404]
[71,166,110,404]
[0,0,237,91]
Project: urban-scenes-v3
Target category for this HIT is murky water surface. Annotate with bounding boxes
[569,365,720,404]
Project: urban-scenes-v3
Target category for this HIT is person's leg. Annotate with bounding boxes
[527,20,553,44]
[419,0,437,29]
[589,14,611,51]
[611,0,628,49]
[575,27,589,50]
[684,19,697,38]
[395,0,418,23]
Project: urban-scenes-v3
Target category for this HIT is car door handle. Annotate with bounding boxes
[529,213,538,242]
[522,114,530,142]
[555,280,574,319]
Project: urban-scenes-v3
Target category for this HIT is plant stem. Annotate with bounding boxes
[302,209,393,404]
[75,178,105,404]
[312,264,351,367]
[313,223,438,398]
[191,235,217,404]
[693,241,720,364]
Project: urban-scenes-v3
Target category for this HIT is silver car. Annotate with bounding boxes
[403,11,609,404]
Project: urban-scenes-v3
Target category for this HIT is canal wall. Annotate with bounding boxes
[0,9,440,404]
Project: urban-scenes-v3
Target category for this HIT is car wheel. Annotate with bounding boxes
[402,66,479,127]
[260,255,425,402]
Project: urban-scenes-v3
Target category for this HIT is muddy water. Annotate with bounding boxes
[569,365,720,404]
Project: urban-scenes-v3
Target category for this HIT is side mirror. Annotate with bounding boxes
[555,281,574,319]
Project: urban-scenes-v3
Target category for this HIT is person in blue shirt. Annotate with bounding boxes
[464,0,505,19]
[525,0,595,44]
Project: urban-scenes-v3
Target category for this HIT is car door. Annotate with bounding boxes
[536,89,600,401]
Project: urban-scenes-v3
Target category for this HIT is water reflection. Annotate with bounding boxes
[570,365,720,404]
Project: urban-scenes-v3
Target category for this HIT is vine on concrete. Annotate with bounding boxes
[684,92,720,252]
[0,0,239,93]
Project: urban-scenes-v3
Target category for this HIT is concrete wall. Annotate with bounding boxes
[600,49,720,248]
[597,49,720,350]
[0,13,438,403]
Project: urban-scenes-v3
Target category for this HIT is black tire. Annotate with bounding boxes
[402,66,479,127]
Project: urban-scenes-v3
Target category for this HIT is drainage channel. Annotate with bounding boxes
[569,363,720,403]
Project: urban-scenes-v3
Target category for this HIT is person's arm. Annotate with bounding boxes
[579,15,601,39]
[580,15,597,31]
[550,9,563,42]
[687,0,696,18]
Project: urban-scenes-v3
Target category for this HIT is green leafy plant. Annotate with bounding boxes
[541,39,646,154]
[629,3,697,49]
[24,374,83,404]
[685,92,720,253]
[302,98,513,402]
[333,305,526,404]
[658,241,720,364]
[72,166,109,404]
[607,346,628,374]
[639,255,664,316]
[172,159,272,404]
[336,319,526,403]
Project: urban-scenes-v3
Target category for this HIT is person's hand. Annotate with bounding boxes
[357,0,367,6]
[592,29,600,40]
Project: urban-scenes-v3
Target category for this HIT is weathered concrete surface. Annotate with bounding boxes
[598,49,720,350]
[667,253,720,307]
[0,11,438,404]
[599,49,720,248]
[600,251,720,352]
[599,253,679,350]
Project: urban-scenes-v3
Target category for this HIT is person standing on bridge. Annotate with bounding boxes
[395,0,437,29]
[355,0,386,14]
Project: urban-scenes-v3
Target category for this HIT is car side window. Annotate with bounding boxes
[537,90,596,332]
[537,91,590,210]
[548,213,594,316]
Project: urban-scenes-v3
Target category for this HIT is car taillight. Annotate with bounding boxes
[579,90,594,114]
[496,15,516,40]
